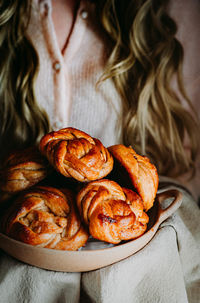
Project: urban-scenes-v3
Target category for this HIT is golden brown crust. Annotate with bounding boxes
[0,147,50,193]
[39,127,113,182]
[1,186,89,250]
[76,179,149,244]
[108,145,159,211]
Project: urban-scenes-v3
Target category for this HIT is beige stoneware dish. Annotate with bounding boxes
[0,189,182,272]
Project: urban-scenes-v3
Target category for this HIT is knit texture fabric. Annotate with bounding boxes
[27,0,123,147]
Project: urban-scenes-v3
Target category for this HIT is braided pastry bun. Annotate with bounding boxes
[1,186,89,250]
[0,147,50,194]
[39,127,113,182]
[108,145,158,211]
[76,179,149,244]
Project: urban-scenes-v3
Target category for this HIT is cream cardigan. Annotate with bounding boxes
[27,0,123,147]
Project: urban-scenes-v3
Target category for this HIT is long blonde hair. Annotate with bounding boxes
[0,0,199,177]
[0,0,50,155]
[96,0,199,177]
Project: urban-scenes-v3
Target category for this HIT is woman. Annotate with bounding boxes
[0,0,199,192]
[0,0,199,302]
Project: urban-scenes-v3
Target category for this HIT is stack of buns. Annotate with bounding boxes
[0,127,158,250]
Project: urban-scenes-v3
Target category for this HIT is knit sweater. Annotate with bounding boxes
[27,0,123,147]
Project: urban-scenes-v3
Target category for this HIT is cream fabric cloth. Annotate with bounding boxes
[0,185,200,303]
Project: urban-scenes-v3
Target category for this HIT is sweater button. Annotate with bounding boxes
[53,61,61,72]
[80,10,88,19]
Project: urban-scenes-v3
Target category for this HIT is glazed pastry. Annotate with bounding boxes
[2,186,89,250]
[108,145,159,211]
[39,127,113,182]
[76,179,149,244]
[0,147,50,194]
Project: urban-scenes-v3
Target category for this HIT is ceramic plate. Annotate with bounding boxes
[0,189,182,272]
